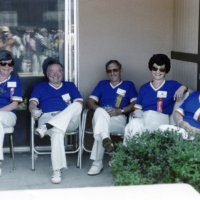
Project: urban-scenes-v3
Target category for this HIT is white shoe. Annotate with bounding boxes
[88,163,103,176]
[51,170,61,184]
[35,125,47,138]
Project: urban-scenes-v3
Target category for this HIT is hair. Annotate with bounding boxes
[148,54,171,73]
[105,60,122,71]
[42,57,63,78]
[0,50,14,62]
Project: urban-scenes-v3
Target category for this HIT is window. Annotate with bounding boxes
[0,0,78,84]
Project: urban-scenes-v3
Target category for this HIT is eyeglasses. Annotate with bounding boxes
[0,61,14,67]
[151,66,166,72]
[106,68,119,74]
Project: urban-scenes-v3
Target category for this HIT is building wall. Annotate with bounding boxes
[79,0,174,100]
[172,0,199,90]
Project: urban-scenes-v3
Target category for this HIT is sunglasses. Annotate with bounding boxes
[0,61,14,67]
[151,66,166,72]
[106,68,119,74]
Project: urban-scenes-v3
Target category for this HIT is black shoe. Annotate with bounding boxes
[103,138,114,153]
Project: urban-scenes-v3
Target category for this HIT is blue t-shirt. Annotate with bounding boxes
[177,91,200,128]
[30,81,83,113]
[135,80,181,115]
[0,75,22,112]
[89,80,137,108]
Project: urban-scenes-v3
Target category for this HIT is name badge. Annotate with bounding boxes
[62,93,71,101]
[116,88,126,96]
[157,91,167,98]
[7,82,17,88]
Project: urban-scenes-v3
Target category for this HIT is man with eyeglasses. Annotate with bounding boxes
[87,60,138,175]
[0,50,22,176]
[124,54,188,144]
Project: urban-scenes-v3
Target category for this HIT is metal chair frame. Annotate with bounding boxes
[4,127,15,170]
[81,108,124,154]
[30,116,82,171]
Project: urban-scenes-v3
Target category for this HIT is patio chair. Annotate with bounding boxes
[4,127,15,170]
[30,115,82,170]
[81,108,125,156]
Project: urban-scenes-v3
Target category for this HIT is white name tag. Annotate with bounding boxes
[116,88,126,96]
[157,91,167,98]
[62,93,71,101]
[7,82,17,88]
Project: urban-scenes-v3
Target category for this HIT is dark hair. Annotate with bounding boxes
[105,60,122,71]
[42,57,63,77]
[148,54,171,73]
[0,50,14,63]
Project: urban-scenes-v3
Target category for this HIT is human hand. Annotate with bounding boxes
[31,108,42,119]
[105,107,121,117]
[174,86,187,101]
[133,109,143,118]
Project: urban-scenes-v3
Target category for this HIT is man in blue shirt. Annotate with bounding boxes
[87,60,138,175]
[29,57,83,184]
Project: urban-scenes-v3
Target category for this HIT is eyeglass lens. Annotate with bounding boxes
[107,69,119,73]
[152,66,165,72]
[0,61,14,67]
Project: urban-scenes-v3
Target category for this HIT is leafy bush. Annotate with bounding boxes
[110,130,200,192]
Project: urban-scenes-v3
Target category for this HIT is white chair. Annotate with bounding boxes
[30,116,82,170]
[4,127,15,170]
[81,108,125,155]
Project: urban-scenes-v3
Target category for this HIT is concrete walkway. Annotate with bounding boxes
[0,152,114,190]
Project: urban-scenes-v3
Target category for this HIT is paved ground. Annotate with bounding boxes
[0,152,114,190]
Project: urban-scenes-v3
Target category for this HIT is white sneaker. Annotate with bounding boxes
[35,125,47,138]
[88,163,103,176]
[51,170,61,184]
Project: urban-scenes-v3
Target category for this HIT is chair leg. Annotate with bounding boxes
[9,134,15,170]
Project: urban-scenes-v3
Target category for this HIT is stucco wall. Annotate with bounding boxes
[79,0,174,100]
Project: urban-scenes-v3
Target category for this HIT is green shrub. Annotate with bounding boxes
[110,129,200,192]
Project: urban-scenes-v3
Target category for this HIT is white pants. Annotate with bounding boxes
[158,124,193,140]
[124,110,169,144]
[0,111,16,160]
[38,102,82,170]
[90,107,126,163]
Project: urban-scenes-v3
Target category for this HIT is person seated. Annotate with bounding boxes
[29,57,83,184]
[0,50,22,176]
[87,60,138,175]
[124,54,188,144]
[159,90,200,139]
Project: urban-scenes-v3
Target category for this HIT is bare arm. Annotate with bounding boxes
[174,85,188,101]
[29,100,42,119]
[88,98,99,111]
[88,97,136,117]
[174,110,199,133]
[0,101,19,112]
[29,100,38,113]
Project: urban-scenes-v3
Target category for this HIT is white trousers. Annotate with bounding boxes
[38,102,82,170]
[0,111,16,160]
[90,107,126,163]
[158,124,193,140]
[124,110,169,144]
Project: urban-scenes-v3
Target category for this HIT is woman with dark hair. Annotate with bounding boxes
[124,54,188,144]
[0,50,22,175]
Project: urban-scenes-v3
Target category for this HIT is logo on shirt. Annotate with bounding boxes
[62,93,71,105]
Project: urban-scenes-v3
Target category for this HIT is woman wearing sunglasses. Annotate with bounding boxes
[0,50,22,176]
[124,54,188,144]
